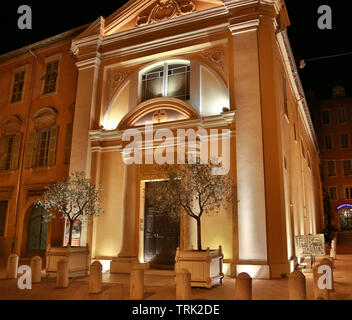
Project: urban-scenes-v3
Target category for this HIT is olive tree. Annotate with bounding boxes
[36,171,103,246]
[146,162,234,251]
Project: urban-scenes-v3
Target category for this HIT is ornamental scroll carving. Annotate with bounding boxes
[201,49,225,72]
[136,0,196,26]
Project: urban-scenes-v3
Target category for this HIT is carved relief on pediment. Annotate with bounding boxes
[136,0,196,27]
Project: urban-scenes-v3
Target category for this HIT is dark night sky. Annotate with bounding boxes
[0,0,351,99]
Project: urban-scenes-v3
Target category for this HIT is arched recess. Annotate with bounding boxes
[117,97,200,130]
[0,115,23,135]
[20,204,49,258]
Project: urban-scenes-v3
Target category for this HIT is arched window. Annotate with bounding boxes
[141,62,190,102]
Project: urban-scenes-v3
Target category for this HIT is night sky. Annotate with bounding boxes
[1,0,351,99]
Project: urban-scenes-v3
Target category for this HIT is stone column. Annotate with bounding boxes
[6,254,19,279]
[56,259,69,288]
[176,269,191,300]
[234,272,252,300]
[229,20,268,278]
[313,263,331,300]
[130,264,144,300]
[110,163,138,273]
[320,258,334,291]
[289,271,306,300]
[89,261,102,294]
[30,256,42,283]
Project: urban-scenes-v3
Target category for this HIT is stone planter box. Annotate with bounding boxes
[46,245,89,278]
[175,246,224,288]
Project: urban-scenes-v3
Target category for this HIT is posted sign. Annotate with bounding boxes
[295,234,325,257]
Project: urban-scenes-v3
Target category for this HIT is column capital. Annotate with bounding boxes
[228,19,261,36]
[71,34,103,71]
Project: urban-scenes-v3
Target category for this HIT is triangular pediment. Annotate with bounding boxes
[76,0,224,39]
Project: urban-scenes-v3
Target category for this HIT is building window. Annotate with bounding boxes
[283,73,288,118]
[332,86,346,98]
[324,135,333,150]
[141,63,190,102]
[343,160,352,176]
[341,133,349,149]
[0,201,8,236]
[337,108,347,123]
[344,186,352,200]
[321,110,331,125]
[42,60,59,94]
[0,134,21,171]
[25,126,58,168]
[329,187,338,200]
[10,71,25,103]
[327,161,336,176]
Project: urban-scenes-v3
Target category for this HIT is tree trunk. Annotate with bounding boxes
[196,217,202,251]
[68,220,74,246]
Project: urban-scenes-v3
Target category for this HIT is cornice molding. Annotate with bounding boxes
[228,19,260,35]
[89,110,235,144]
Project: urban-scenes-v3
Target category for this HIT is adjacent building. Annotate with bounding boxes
[311,86,352,232]
[0,0,324,279]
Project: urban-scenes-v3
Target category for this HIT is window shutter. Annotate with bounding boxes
[347,107,352,122]
[24,131,37,168]
[10,133,22,171]
[47,126,58,166]
[0,138,6,170]
[63,123,73,164]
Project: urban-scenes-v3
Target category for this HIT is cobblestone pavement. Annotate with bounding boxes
[0,254,351,300]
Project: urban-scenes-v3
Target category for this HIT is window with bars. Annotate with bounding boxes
[0,134,21,171]
[0,201,8,236]
[341,133,349,149]
[327,160,336,176]
[321,110,331,124]
[10,71,25,103]
[343,160,352,176]
[42,60,59,94]
[344,186,352,200]
[337,108,347,123]
[324,135,333,150]
[141,63,190,102]
[329,187,337,200]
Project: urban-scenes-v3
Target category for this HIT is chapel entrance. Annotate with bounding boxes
[144,181,180,269]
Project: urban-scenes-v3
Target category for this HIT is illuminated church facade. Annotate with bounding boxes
[0,0,324,278]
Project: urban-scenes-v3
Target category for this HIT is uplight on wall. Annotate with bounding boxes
[105,119,118,130]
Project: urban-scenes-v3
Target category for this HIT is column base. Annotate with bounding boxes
[110,257,138,273]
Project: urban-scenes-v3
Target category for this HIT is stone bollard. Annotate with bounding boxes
[130,264,144,300]
[313,263,331,300]
[330,248,336,260]
[89,261,102,294]
[289,270,307,300]
[30,256,42,283]
[56,259,69,288]
[6,254,19,279]
[234,272,252,300]
[320,258,334,291]
[176,269,191,300]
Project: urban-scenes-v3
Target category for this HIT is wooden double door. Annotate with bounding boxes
[144,181,180,269]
